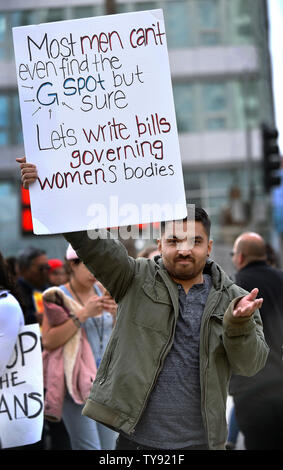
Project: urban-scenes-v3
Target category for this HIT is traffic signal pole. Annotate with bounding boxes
[261,123,281,192]
[245,123,254,221]
[261,123,283,267]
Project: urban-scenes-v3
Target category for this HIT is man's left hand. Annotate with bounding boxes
[233,288,263,318]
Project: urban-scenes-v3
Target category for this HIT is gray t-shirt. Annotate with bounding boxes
[129,274,212,449]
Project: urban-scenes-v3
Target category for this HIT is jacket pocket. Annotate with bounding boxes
[97,337,118,385]
[211,312,224,323]
[132,280,173,333]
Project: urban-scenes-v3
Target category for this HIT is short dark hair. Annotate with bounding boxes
[0,250,27,317]
[18,246,46,271]
[160,207,211,239]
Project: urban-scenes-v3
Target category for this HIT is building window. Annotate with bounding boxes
[229,0,254,45]
[0,13,8,60]
[37,8,65,23]
[163,0,191,48]
[0,92,23,147]
[173,78,261,133]
[0,180,19,249]
[11,9,38,28]
[12,94,23,145]
[72,6,97,19]
[0,95,9,146]
[239,79,259,128]
[196,0,222,46]
[134,2,158,12]
[173,83,195,132]
[202,82,228,130]
[116,3,131,14]
[236,0,253,40]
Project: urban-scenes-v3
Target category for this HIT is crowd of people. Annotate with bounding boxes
[0,243,119,450]
[0,158,282,450]
[0,224,163,450]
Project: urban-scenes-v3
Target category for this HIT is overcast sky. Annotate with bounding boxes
[267,0,283,152]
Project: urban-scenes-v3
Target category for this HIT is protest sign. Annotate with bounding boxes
[0,324,43,449]
[13,9,187,235]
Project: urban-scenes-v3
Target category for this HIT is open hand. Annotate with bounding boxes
[16,157,38,189]
[233,288,263,318]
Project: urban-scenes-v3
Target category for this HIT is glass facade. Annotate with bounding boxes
[0,1,261,148]
[0,0,255,61]
[0,92,22,146]
[162,1,191,48]
[196,0,222,46]
[0,181,18,237]
[0,80,260,148]
[202,82,228,130]
[116,0,255,48]
[0,0,275,258]
[173,78,260,133]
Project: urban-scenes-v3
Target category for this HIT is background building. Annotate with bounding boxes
[0,0,281,272]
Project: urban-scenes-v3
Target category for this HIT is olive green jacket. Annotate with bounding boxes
[64,230,269,450]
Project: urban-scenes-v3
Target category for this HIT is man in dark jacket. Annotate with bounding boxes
[230,232,283,449]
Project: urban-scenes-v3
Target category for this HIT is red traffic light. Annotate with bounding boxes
[20,186,33,234]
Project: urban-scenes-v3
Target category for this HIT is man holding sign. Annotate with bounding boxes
[18,160,269,451]
[15,9,268,450]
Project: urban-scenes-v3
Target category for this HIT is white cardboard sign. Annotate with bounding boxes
[13,10,187,235]
[0,324,44,449]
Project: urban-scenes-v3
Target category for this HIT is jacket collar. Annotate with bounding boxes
[239,260,268,273]
[155,256,234,292]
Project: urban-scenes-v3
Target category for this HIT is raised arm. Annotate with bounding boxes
[16,157,136,302]
[64,230,136,303]
[42,293,105,351]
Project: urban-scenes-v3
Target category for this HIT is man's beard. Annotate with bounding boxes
[165,255,206,281]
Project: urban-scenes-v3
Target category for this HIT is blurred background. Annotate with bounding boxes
[0,0,282,276]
